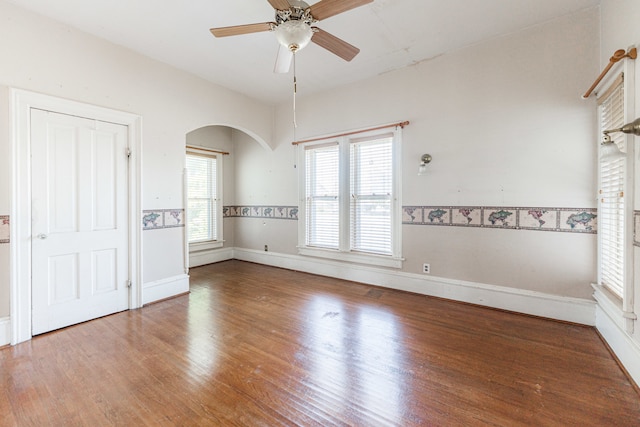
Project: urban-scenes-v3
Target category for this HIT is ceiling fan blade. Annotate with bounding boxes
[274,45,294,73]
[210,22,274,38]
[309,0,373,21]
[267,0,292,10]
[311,28,360,61]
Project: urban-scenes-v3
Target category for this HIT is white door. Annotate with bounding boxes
[31,108,130,335]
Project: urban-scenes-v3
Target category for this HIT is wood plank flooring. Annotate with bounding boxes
[1,260,640,426]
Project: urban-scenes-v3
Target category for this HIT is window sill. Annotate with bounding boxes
[189,240,224,253]
[298,246,403,269]
[591,283,637,333]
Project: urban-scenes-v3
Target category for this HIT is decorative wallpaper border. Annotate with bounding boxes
[224,206,299,220]
[142,209,185,231]
[403,206,597,234]
[635,211,640,247]
[0,215,9,244]
[0,207,603,238]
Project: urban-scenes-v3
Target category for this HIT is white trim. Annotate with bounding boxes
[592,283,634,331]
[0,317,10,347]
[297,246,403,268]
[593,291,640,386]
[189,247,234,268]
[190,240,224,252]
[10,89,143,344]
[143,274,190,305]
[232,248,596,325]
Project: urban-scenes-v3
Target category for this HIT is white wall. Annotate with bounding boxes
[232,8,600,300]
[0,1,273,318]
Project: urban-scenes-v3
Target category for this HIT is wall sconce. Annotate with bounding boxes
[418,154,432,175]
[601,117,640,161]
[605,117,640,136]
[600,134,626,161]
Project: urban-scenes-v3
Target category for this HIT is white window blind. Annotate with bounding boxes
[187,153,218,243]
[305,144,340,249]
[598,76,625,298]
[350,136,393,255]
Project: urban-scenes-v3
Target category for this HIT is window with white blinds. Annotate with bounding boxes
[302,129,400,264]
[305,144,340,249]
[350,136,393,255]
[186,153,218,243]
[598,76,626,298]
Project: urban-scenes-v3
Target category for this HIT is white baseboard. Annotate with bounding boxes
[0,317,10,347]
[143,274,189,305]
[593,298,640,386]
[189,247,233,268]
[233,248,596,326]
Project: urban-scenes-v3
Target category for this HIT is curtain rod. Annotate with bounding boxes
[185,145,229,155]
[291,121,410,146]
[583,47,636,99]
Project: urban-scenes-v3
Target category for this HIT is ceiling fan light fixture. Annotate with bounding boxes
[274,20,313,52]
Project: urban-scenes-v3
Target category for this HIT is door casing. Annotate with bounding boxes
[10,89,143,344]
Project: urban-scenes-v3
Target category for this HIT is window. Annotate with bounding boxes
[350,137,393,254]
[305,143,340,249]
[598,75,627,299]
[299,127,402,268]
[186,148,222,249]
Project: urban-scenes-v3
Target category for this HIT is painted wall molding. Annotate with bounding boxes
[0,215,8,244]
[189,247,234,268]
[231,248,596,325]
[0,317,10,347]
[218,204,597,234]
[142,274,189,305]
[404,206,597,234]
[142,209,185,231]
[593,288,640,387]
[634,211,640,247]
[224,205,298,220]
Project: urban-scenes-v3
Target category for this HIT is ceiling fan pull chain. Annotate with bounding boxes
[292,51,298,168]
[293,51,298,131]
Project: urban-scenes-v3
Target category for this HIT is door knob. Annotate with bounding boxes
[36,233,48,239]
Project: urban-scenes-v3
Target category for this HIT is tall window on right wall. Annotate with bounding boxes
[598,74,627,299]
[594,60,638,336]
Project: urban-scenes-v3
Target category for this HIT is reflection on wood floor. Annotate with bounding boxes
[2,260,639,426]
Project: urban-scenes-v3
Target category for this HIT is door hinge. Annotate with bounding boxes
[126,148,131,158]
[126,279,132,288]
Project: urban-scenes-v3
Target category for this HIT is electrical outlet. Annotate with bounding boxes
[264,245,268,252]
[422,263,430,274]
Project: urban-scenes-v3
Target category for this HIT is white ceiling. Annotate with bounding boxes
[6,0,600,105]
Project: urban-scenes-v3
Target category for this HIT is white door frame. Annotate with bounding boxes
[10,89,143,344]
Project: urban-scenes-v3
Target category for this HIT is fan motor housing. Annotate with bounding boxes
[275,1,313,24]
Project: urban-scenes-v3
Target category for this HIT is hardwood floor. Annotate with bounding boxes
[1,260,639,426]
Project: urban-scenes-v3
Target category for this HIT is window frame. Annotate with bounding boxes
[594,63,636,335]
[186,147,224,252]
[297,125,403,268]
[598,74,627,299]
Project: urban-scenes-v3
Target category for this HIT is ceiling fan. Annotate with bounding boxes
[210,0,373,73]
